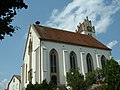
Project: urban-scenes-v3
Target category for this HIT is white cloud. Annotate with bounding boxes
[0,79,8,90]
[107,40,118,48]
[46,0,120,33]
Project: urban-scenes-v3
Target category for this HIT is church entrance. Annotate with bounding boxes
[50,49,59,85]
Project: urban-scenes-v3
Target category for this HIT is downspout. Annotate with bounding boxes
[39,38,41,83]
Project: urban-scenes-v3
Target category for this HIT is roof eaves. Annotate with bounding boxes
[41,38,111,50]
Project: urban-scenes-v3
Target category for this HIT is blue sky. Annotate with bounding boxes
[0,0,120,89]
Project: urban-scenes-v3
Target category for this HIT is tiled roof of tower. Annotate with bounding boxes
[33,24,111,50]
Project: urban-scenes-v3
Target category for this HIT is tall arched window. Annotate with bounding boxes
[28,39,32,70]
[26,64,27,83]
[86,53,94,72]
[28,39,32,82]
[50,50,57,73]
[50,49,59,85]
[101,55,106,68]
[70,51,77,69]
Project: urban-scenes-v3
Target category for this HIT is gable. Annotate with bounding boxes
[7,75,21,89]
[33,24,111,50]
[23,25,40,60]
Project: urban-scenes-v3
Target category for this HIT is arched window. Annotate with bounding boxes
[28,39,32,82]
[70,51,77,69]
[26,64,27,83]
[101,55,106,68]
[28,39,32,70]
[50,49,58,73]
[86,53,94,72]
[50,49,59,85]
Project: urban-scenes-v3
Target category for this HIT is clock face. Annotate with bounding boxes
[87,26,92,32]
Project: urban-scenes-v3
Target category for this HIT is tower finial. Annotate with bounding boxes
[86,16,88,20]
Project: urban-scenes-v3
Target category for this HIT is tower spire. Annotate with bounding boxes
[76,16,96,38]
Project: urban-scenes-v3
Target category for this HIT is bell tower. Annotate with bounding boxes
[76,16,95,38]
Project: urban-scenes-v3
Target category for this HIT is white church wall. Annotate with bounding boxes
[22,26,40,88]
[23,40,29,88]
[41,40,111,85]
[31,26,40,85]
[21,64,25,90]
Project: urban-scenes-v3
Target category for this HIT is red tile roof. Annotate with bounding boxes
[33,24,111,50]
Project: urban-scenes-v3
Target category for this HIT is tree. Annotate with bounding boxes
[85,59,120,90]
[26,82,34,90]
[26,79,56,90]
[85,71,96,87]
[66,68,86,90]
[103,59,120,90]
[66,59,120,90]
[86,68,107,90]
[0,0,28,40]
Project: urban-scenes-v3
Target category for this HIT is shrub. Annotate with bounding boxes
[26,79,56,90]
[66,68,86,90]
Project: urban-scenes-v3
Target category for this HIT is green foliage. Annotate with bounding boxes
[66,68,86,90]
[66,59,120,90]
[0,0,28,40]
[103,59,120,90]
[85,71,96,86]
[26,79,56,90]
[26,82,34,90]
[34,82,40,90]
[85,68,105,89]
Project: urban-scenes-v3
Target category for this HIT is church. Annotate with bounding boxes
[21,17,111,89]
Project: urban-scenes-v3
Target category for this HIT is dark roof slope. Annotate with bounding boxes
[14,75,21,81]
[33,24,111,50]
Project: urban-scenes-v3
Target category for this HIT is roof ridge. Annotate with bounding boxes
[33,24,92,37]
[33,24,76,33]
